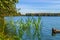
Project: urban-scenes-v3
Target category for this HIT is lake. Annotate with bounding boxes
[4,16,60,40]
[41,16,60,40]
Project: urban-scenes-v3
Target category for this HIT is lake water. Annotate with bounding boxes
[4,16,60,40]
[41,16,60,40]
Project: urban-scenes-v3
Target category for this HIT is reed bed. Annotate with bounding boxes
[3,16,42,40]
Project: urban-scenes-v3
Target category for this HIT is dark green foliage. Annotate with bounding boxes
[0,0,18,14]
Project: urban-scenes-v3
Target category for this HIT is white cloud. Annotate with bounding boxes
[16,0,60,14]
[16,4,60,14]
[20,8,60,14]
[16,4,60,9]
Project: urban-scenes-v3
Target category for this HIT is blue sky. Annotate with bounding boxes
[16,0,60,14]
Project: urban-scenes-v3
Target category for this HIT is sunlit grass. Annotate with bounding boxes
[4,16,42,40]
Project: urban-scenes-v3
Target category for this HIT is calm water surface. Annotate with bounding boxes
[41,16,60,40]
[4,16,60,40]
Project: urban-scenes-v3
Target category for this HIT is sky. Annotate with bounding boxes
[16,0,60,14]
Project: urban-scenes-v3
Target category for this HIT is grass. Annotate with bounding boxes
[3,16,42,40]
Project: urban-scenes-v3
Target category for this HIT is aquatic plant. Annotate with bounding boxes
[4,16,42,40]
[4,17,17,40]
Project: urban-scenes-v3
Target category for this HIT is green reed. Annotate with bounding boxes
[4,16,42,40]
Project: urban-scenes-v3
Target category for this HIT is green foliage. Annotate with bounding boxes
[0,0,18,14]
[4,16,42,40]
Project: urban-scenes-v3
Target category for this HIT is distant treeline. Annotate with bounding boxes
[25,13,60,16]
[1,13,60,16]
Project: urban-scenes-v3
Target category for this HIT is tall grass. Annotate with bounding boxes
[4,16,42,40]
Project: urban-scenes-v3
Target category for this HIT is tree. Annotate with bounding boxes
[0,0,19,40]
[0,0,18,14]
